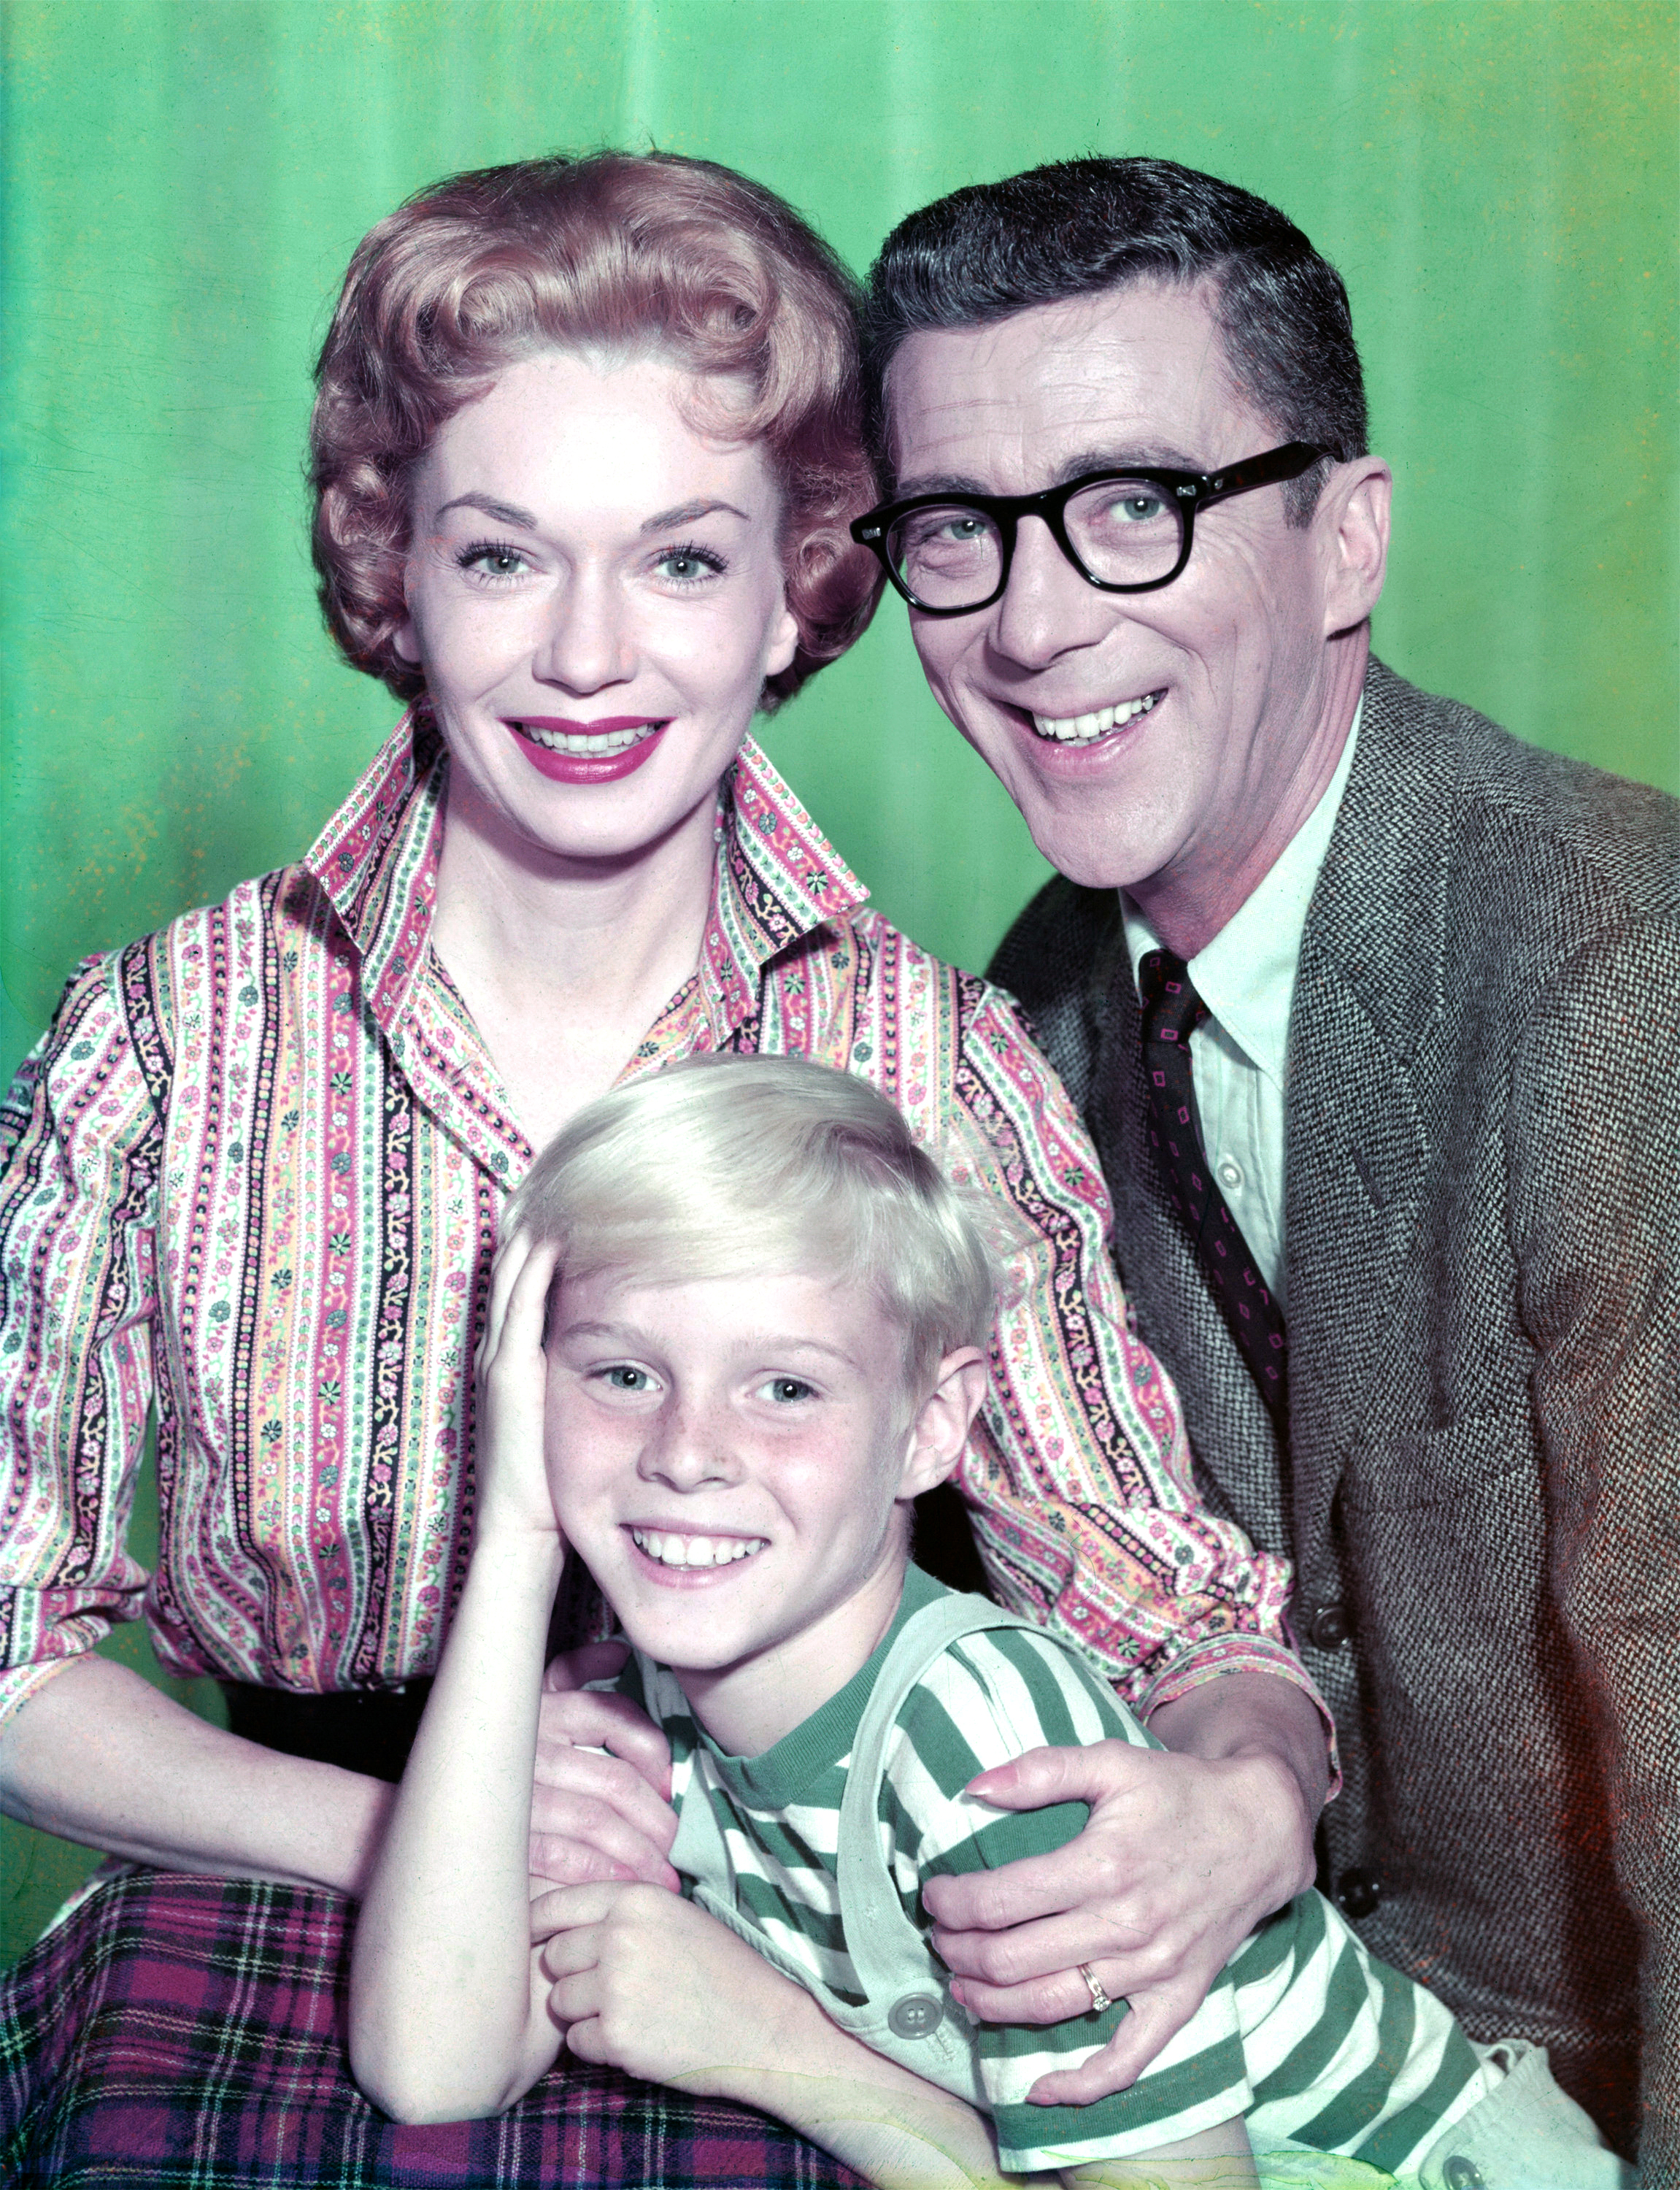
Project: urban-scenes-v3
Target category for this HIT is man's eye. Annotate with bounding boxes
[1111,492,1166,523]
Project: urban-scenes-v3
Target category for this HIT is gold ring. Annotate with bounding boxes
[1078,1962,1112,2014]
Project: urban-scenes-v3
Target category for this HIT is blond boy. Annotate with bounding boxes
[350,1056,1624,2190]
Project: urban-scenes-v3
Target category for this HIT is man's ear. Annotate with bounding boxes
[1318,454,1392,639]
[898,1346,989,1501]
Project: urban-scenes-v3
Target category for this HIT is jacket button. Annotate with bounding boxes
[1309,1602,1352,1649]
[1336,1867,1383,1920]
[887,1994,943,2040]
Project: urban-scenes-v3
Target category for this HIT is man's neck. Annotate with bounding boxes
[1129,631,1368,961]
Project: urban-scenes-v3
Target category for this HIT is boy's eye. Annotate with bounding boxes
[603,1364,655,1393]
[762,1375,816,1404]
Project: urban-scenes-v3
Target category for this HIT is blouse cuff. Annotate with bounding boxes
[1133,1629,1342,1798]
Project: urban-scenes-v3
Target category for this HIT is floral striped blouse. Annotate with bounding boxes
[0,716,1319,1732]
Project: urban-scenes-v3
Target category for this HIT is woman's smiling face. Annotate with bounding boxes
[396,347,799,872]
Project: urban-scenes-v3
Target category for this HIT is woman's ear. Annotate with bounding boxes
[898,1346,989,1501]
[393,590,422,667]
[765,593,800,680]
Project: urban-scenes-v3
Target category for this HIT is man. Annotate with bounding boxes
[850,157,1678,2172]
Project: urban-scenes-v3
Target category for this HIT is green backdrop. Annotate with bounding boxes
[2,0,1675,1961]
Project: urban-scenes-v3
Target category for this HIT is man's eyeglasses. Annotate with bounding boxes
[850,442,1327,616]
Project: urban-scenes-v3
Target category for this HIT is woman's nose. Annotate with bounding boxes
[530,566,636,694]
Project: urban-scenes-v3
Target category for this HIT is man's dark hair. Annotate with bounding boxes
[862,157,1367,523]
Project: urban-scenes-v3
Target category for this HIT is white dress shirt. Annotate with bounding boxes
[1120,702,1361,1314]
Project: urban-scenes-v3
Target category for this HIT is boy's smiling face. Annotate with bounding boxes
[544,1266,982,1755]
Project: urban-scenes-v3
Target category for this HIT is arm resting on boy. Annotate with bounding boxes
[924,1671,1328,2103]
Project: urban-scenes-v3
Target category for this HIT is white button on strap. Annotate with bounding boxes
[887,1993,943,2039]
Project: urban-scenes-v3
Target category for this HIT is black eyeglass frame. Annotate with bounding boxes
[850,440,1329,615]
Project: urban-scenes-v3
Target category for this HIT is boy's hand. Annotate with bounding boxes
[533,1880,801,2090]
[474,1228,565,1542]
[531,1643,681,1890]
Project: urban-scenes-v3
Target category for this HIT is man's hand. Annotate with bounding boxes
[530,1642,680,1889]
[534,1880,805,2091]
[924,1680,1325,2107]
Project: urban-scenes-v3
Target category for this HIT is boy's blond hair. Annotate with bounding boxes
[506,1054,1006,1391]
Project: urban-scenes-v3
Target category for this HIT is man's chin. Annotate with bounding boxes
[1013,800,1179,894]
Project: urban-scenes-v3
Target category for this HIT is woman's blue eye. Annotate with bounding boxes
[766,1377,814,1403]
[459,542,529,581]
[605,1365,651,1391]
[653,544,725,584]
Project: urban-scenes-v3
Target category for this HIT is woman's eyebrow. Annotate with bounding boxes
[434,491,539,526]
[640,497,751,532]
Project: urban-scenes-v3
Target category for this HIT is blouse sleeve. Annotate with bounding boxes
[0,946,166,1733]
[933,956,1325,1726]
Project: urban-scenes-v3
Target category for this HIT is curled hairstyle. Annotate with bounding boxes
[863,156,1368,522]
[311,151,882,709]
[506,1054,1007,1393]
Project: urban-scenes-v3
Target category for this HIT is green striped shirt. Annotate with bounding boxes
[612,1567,1490,2172]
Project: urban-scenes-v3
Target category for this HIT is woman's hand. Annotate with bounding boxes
[474,1227,564,1543]
[534,1880,803,2090]
[922,1675,1326,2107]
[530,1643,682,1889]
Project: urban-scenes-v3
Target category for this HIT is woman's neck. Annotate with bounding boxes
[429,773,723,1151]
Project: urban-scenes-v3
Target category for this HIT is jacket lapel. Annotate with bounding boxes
[1284,660,1454,1559]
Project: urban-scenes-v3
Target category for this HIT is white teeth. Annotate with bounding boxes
[516,721,662,756]
[1030,691,1161,743]
[630,1529,768,1570]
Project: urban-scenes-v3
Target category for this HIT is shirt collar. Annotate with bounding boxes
[303,708,447,1035]
[301,711,869,1047]
[1121,697,1362,1086]
[704,734,870,1036]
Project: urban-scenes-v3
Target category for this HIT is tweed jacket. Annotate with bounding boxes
[989,659,1679,2174]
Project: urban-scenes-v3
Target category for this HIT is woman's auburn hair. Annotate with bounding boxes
[309,150,885,709]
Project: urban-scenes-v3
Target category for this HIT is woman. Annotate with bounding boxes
[0,153,1324,2183]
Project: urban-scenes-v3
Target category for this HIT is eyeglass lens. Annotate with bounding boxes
[887,478,1187,608]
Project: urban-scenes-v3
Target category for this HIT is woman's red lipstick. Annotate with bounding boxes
[506,715,670,783]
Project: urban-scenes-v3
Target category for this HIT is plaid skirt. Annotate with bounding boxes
[0,1867,868,2189]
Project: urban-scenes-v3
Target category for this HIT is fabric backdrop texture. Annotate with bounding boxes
[1,0,1676,1963]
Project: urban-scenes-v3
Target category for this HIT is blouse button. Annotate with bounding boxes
[1217,1156,1244,1193]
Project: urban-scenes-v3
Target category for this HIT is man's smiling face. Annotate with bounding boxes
[887,280,1386,938]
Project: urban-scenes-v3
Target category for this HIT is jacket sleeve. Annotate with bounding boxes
[942,965,1327,1727]
[1508,915,1680,2177]
[0,948,165,1734]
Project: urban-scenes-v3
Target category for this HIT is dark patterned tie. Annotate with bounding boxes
[1137,950,1288,1426]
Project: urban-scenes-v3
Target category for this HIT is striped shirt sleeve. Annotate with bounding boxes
[883,1626,1253,2168]
[0,952,163,1730]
